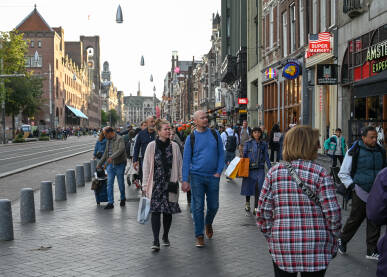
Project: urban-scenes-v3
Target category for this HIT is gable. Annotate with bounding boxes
[16,9,53,32]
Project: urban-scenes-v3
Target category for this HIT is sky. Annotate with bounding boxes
[0,0,221,99]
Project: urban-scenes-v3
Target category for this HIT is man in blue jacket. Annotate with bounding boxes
[338,126,386,260]
[182,110,224,248]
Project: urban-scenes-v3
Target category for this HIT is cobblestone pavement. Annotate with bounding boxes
[0,157,379,277]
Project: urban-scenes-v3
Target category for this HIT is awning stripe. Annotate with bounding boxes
[66,105,88,119]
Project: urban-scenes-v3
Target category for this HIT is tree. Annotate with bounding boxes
[107,109,119,127]
[5,74,44,137]
[101,110,108,126]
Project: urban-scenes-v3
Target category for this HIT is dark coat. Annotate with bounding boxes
[367,168,387,277]
[133,129,156,163]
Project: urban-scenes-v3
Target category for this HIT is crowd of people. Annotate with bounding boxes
[92,111,386,277]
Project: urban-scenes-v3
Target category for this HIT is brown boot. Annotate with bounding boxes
[205,224,213,239]
[195,236,205,247]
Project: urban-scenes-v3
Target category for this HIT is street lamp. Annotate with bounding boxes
[116,5,123,23]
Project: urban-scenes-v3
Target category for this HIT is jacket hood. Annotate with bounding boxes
[225,128,234,135]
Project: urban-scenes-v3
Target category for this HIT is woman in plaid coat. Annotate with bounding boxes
[257,126,341,276]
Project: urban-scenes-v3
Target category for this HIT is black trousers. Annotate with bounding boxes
[331,155,344,167]
[273,262,326,277]
[341,191,381,253]
[270,149,280,162]
[151,212,172,242]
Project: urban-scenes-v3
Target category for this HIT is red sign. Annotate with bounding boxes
[238,98,248,105]
[306,32,331,58]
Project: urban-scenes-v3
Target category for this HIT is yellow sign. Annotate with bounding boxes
[239,110,247,114]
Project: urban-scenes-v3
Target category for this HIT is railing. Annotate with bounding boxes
[343,0,363,18]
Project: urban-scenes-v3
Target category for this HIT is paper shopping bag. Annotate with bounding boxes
[225,157,241,179]
[237,158,250,177]
[229,162,241,179]
[137,196,151,224]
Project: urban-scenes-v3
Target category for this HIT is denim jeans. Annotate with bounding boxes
[190,174,220,237]
[106,163,126,204]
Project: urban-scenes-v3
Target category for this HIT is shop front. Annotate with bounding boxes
[341,24,387,149]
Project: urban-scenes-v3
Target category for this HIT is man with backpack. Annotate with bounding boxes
[182,110,224,247]
[338,126,386,260]
[220,123,239,168]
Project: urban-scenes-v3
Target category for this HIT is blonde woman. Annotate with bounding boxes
[257,126,341,277]
[142,119,182,251]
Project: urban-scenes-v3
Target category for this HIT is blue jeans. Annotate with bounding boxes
[190,174,220,237]
[106,163,126,204]
[225,151,235,166]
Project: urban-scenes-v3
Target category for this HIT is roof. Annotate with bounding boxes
[16,6,54,32]
[178,61,193,72]
[124,95,160,107]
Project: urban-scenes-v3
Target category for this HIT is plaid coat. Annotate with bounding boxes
[257,160,341,273]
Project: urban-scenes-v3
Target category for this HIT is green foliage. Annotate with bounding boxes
[101,110,108,126]
[13,133,25,143]
[0,30,27,75]
[38,134,49,141]
[107,109,119,127]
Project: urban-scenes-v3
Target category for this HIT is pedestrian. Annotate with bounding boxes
[133,116,156,180]
[367,167,387,277]
[338,126,386,260]
[182,110,224,247]
[140,121,147,131]
[239,120,251,156]
[142,119,182,251]
[257,125,341,277]
[324,128,346,167]
[220,123,239,168]
[97,127,127,209]
[241,127,271,214]
[93,131,107,161]
[260,125,269,143]
[269,124,282,163]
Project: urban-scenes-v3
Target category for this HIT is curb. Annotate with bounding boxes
[0,148,93,179]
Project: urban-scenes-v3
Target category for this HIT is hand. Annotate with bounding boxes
[133,161,139,171]
[93,156,96,160]
[107,157,113,164]
[213,173,220,178]
[182,181,191,192]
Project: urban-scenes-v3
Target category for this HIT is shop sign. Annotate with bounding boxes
[239,109,247,114]
[366,40,387,62]
[282,62,301,80]
[238,98,248,105]
[264,68,277,79]
[306,32,332,58]
[317,64,338,85]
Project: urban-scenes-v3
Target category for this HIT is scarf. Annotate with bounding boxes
[156,138,172,174]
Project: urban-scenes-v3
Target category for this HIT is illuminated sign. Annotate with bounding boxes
[282,62,301,80]
[238,98,248,105]
[264,68,277,79]
[239,110,247,114]
[306,32,332,58]
[366,40,387,62]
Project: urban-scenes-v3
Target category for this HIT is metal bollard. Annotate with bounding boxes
[55,174,67,201]
[75,165,85,187]
[90,159,97,176]
[20,188,35,224]
[40,181,53,211]
[66,169,76,193]
[84,162,92,182]
[0,199,14,241]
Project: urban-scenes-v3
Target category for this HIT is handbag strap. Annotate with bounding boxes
[282,161,321,207]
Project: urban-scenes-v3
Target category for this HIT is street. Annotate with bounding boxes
[0,136,95,175]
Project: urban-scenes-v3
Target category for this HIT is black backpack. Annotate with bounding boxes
[123,134,131,158]
[225,132,237,152]
[190,128,218,156]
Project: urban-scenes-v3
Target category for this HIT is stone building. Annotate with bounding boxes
[15,6,100,129]
[100,61,119,114]
[124,94,160,126]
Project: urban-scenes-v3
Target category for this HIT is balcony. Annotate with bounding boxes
[343,0,363,18]
[220,55,237,84]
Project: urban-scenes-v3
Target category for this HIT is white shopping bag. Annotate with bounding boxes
[225,157,241,179]
[137,196,151,224]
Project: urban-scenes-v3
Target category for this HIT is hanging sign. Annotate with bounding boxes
[238,98,248,105]
[282,62,301,80]
[306,32,332,58]
[317,64,338,85]
[264,68,277,79]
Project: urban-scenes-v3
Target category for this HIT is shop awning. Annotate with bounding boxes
[66,105,88,119]
[353,70,387,97]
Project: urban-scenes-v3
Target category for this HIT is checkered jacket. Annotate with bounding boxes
[257,160,341,273]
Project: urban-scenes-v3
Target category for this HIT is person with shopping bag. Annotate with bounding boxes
[240,127,271,214]
[142,119,182,251]
[257,126,341,276]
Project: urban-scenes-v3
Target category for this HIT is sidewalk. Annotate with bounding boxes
[0,167,378,276]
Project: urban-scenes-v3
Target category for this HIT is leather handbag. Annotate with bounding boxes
[167,182,179,194]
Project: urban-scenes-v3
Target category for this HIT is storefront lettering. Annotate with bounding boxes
[372,58,387,73]
[367,40,387,61]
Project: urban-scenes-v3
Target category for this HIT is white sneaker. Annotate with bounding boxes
[365,252,379,260]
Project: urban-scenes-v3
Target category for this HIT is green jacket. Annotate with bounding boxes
[324,135,346,156]
[97,134,127,167]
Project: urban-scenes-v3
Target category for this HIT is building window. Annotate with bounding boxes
[282,11,288,57]
[38,40,42,48]
[26,55,42,67]
[299,0,304,46]
[56,59,58,70]
[313,0,318,34]
[30,40,34,48]
[320,0,326,32]
[290,3,296,52]
[269,7,274,48]
[330,0,336,27]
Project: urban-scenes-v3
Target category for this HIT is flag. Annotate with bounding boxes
[306,32,331,58]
